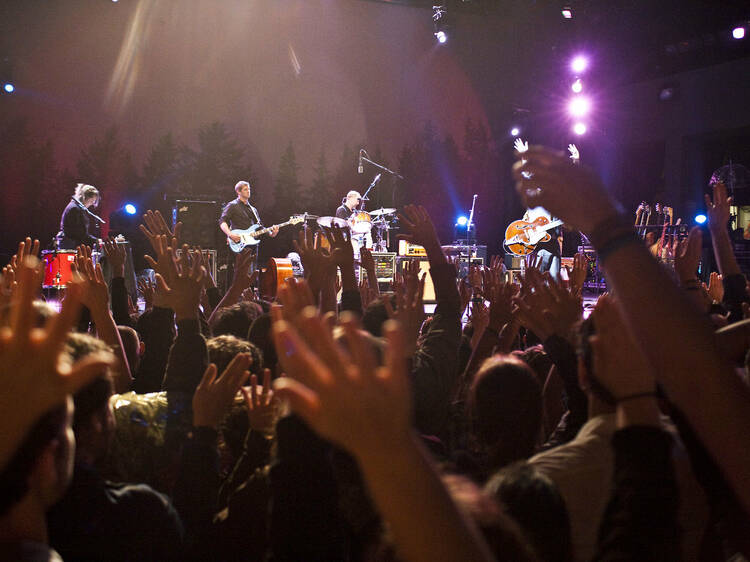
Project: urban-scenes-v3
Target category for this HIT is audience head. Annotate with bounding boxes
[212,301,263,340]
[469,355,542,470]
[485,462,572,562]
[207,334,262,376]
[247,313,277,374]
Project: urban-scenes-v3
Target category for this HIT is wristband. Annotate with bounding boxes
[616,391,657,403]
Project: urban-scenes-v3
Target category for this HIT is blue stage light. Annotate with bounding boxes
[456,216,468,226]
[3,83,14,93]
[694,213,707,225]
[124,204,137,215]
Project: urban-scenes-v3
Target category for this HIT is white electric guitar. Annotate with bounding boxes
[228,215,304,253]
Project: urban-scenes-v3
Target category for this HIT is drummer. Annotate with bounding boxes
[335,190,362,221]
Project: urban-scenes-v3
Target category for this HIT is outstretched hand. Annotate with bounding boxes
[102,238,127,278]
[512,146,619,235]
[140,209,181,252]
[397,205,441,254]
[192,353,252,429]
[273,309,411,457]
[0,257,115,468]
[154,245,206,320]
[706,181,731,233]
[242,368,277,435]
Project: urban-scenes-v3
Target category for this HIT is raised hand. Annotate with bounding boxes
[137,277,155,310]
[674,227,702,284]
[74,246,110,313]
[567,143,580,163]
[568,251,589,297]
[143,234,175,286]
[589,295,656,402]
[293,228,335,290]
[139,209,182,252]
[0,265,16,307]
[706,181,731,233]
[486,278,518,332]
[325,224,355,270]
[273,310,410,455]
[384,260,425,355]
[9,237,41,273]
[0,257,114,469]
[706,271,724,303]
[154,245,207,320]
[276,277,316,321]
[512,145,619,236]
[241,368,277,435]
[192,353,252,429]
[514,138,529,155]
[102,237,127,278]
[397,205,441,255]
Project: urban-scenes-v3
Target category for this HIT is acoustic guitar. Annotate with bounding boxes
[503,216,564,257]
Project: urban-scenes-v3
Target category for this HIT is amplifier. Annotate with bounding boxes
[398,240,427,257]
[173,200,220,249]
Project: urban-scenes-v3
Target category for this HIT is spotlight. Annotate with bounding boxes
[571,78,582,93]
[435,31,447,44]
[571,55,588,73]
[3,83,14,93]
[694,213,707,225]
[561,7,573,19]
[433,5,450,45]
[510,127,520,137]
[733,27,745,40]
[573,122,587,135]
[568,96,591,117]
[456,216,468,227]
[124,204,137,215]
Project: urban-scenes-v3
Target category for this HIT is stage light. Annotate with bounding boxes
[435,31,447,44]
[694,213,707,225]
[124,204,137,215]
[571,55,588,73]
[3,83,14,93]
[456,216,468,227]
[573,122,587,135]
[510,127,520,137]
[733,27,745,40]
[568,96,590,117]
[561,7,572,19]
[571,78,582,93]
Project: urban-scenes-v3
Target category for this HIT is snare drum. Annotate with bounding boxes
[42,250,77,288]
[348,211,372,234]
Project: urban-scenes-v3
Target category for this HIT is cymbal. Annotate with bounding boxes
[317,216,348,229]
[369,208,397,217]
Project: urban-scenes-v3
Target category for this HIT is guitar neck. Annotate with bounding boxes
[538,219,563,232]
[250,220,294,238]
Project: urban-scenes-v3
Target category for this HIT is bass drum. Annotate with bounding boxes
[259,257,303,300]
[42,250,77,288]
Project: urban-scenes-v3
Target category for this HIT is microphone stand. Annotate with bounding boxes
[72,198,106,225]
[467,194,477,243]
[360,150,404,180]
[359,173,382,211]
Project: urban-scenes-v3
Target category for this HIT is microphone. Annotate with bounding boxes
[358,149,364,174]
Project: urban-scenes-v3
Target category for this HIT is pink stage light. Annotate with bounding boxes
[573,123,587,135]
[568,96,591,117]
[571,55,588,73]
[571,78,582,93]
[733,27,745,40]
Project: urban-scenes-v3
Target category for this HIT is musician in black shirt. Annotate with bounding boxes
[335,190,362,221]
[59,183,101,249]
[219,181,278,245]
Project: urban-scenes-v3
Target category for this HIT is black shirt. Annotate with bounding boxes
[335,204,353,220]
[220,199,261,231]
[60,199,98,249]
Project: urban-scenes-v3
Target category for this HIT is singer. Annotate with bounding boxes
[58,183,101,249]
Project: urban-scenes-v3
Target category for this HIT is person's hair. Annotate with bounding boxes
[0,299,55,328]
[576,317,616,405]
[485,463,573,562]
[0,403,69,517]
[212,301,263,340]
[511,345,553,386]
[235,180,250,194]
[207,334,262,376]
[74,183,100,205]
[117,325,141,375]
[362,296,395,338]
[247,314,276,373]
[346,190,361,200]
[469,355,542,471]
[65,333,115,431]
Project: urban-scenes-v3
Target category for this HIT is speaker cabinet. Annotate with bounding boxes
[173,200,220,248]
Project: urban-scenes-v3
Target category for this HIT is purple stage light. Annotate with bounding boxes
[571,55,588,73]
[435,31,447,44]
[568,96,591,117]
[573,123,587,135]
[571,78,582,93]
[733,27,745,40]
[510,127,520,137]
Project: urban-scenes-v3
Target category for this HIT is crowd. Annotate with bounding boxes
[1,146,749,561]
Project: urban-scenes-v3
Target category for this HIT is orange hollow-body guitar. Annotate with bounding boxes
[503,216,564,257]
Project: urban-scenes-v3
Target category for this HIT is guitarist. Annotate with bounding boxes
[524,206,562,279]
[219,180,279,246]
